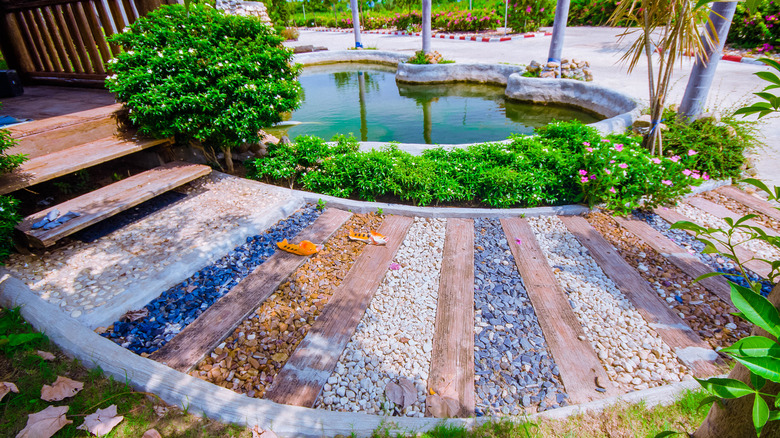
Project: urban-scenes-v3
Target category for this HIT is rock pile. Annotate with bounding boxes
[216,0,271,23]
[526,59,593,81]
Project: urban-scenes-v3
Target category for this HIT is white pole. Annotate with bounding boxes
[503,0,508,36]
[303,3,306,22]
[350,0,363,48]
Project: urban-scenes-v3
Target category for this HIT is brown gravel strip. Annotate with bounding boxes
[585,211,751,350]
[701,191,780,232]
[189,213,384,398]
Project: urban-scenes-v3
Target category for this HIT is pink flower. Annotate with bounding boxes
[586,147,594,152]
[683,169,692,176]
[590,174,597,180]
[579,169,588,176]
[515,238,522,245]
[652,158,662,164]
[605,169,612,174]
[526,6,532,13]
[540,7,544,11]
[609,187,616,194]
[601,139,610,143]
[618,163,628,169]
[614,143,624,152]
[389,262,401,270]
[580,176,589,183]
[609,160,615,164]
[661,180,673,186]
[670,155,680,162]
[688,149,697,156]
[583,141,591,146]
[691,172,701,179]
[703,173,710,181]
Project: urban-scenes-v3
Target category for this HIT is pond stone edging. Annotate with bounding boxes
[395,62,523,86]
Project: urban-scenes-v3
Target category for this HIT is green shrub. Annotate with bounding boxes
[0,109,25,265]
[106,4,302,167]
[504,0,555,33]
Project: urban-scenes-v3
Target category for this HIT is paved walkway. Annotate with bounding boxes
[285,26,780,189]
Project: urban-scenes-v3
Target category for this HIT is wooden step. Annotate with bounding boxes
[560,216,720,378]
[613,215,733,306]
[686,196,779,238]
[500,217,617,404]
[426,218,475,418]
[0,134,172,195]
[264,215,415,407]
[716,185,780,223]
[653,207,772,279]
[150,208,353,372]
[15,161,211,247]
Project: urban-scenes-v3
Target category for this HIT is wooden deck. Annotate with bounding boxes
[0,86,115,121]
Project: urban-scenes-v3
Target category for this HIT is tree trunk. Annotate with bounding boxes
[421,0,432,53]
[547,0,571,64]
[223,147,234,174]
[693,282,780,438]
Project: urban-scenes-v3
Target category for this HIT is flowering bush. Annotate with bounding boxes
[391,11,422,30]
[0,115,24,264]
[729,0,780,50]
[432,9,500,32]
[504,0,555,33]
[567,0,620,26]
[106,4,302,170]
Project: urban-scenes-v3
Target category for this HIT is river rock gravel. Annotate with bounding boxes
[527,216,692,391]
[473,218,567,415]
[315,217,445,418]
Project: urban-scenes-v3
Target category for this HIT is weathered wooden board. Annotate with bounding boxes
[613,215,733,306]
[426,218,475,418]
[150,208,353,372]
[0,134,171,195]
[500,217,617,404]
[560,215,719,378]
[687,196,778,238]
[717,186,780,223]
[264,215,415,407]
[653,207,772,279]
[16,161,211,247]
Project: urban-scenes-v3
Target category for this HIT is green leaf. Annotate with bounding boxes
[670,220,706,233]
[731,283,780,338]
[697,377,756,398]
[760,57,780,71]
[768,409,780,421]
[698,394,723,410]
[752,372,768,391]
[721,336,780,359]
[734,356,780,383]
[694,271,729,283]
[756,72,780,87]
[755,393,770,436]
[653,432,680,438]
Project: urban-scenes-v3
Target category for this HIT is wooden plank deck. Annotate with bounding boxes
[16,161,212,248]
[613,215,733,306]
[0,134,172,195]
[426,218,475,418]
[500,218,617,404]
[653,206,772,279]
[263,215,415,407]
[717,186,780,223]
[150,208,353,372]
[686,196,779,237]
[560,215,719,377]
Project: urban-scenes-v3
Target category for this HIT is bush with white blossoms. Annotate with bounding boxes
[0,112,25,263]
[106,4,302,171]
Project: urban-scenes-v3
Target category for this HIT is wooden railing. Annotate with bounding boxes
[0,0,168,86]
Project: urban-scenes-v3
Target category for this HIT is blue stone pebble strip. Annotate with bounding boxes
[633,210,774,296]
[473,218,568,415]
[103,205,322,355]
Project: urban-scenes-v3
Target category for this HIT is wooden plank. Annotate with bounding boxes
[62,3,94,73]
[41,6,72,73]
[500,218,617,404]
[73,1,106,74]
[264,215,415,407]
[613,215,733,306]
[687,196,779,238]
[654,207,772,279]
[16,161,211,247]
[2,12,39,72]
[82,0,112,64]
[150,209,353,372]
[426,219,475,418]
[23,9,54,71]
[94,0,120,55]
[31,7,63,71]
[0,135,172,195]
[560,215,719,378]
[717,186,780,223]
[52,4,84,73]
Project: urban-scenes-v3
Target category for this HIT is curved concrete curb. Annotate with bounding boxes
[396,62,523,86]
[294,50,409,67]
[0,271,707,437]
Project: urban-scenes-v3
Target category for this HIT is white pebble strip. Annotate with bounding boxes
[315,217,446,417]
[527,216,692,391]
[675,203,780,261]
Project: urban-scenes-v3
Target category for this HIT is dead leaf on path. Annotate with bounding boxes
[16,405,72,438]
[425,394,459,418]
[251,425,278,438]
[142,429,163,438]
[398,378,417,409]
[385,381,404,407]
[36,351,55,361]
[41,376,83,401]
[121,308,149,322]
[1,381,19,402]
[77,404,124,437]
[271,352,288,363]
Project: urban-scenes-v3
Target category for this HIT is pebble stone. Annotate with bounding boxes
[473,218,567,414]
[103,205,322,354]
[527,216,692,391]
[4,173,289,317]
[191,213,384,397]
[315,217,446,417]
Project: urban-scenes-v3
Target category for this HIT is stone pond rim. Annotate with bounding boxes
[294,50,642,139]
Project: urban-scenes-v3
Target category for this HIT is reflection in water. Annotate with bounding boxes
[273,64,602,144]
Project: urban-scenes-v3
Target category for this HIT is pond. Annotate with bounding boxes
[270,64,603,144]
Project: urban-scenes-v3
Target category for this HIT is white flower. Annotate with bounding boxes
[188,48,196,54]
[147,69,152,74]
[123,26,130,33]
[127,50,135,56]
[157,51,164,57]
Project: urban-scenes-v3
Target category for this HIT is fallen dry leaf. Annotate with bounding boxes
[1,381,19,402]
[77,404,124,437]
[36,351,55,361]
[16,405,72,438]
[41,376,83,401]
[142,429,163,438]
[121,308,149,322]
[398,378,417,409]
[385,381,404,407]
[251,425,278,438]
[271,352,288,363]
[426,394,459,418]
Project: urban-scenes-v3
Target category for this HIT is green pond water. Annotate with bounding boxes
[269,64,603,144]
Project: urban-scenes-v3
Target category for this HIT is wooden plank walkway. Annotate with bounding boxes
[426,218,475,418]
[653,207,772,279]
[686,196,779,237]
[500,218,617,404]
[150,209,353,372]
[613,215,733,306]
[0,134,172,195]
[264,215,415,407]
[717,185,780,223]
[16,161,211,248]
[560,216,719,377]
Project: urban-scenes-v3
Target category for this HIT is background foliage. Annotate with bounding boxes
[0,105,25,265]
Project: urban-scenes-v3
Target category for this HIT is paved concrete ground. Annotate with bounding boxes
[286,26,780,188]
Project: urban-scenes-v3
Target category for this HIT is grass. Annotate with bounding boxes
[1,306,711,437]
